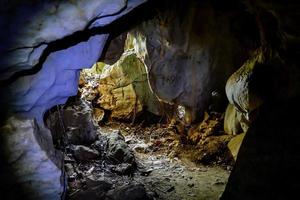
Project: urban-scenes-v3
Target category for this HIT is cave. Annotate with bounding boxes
[0,0,299,200]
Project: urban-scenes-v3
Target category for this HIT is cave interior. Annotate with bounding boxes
[0,0,300,200]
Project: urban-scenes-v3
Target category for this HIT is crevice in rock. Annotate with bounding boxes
[0,0,157,86]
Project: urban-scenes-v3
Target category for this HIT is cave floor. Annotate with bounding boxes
[66,120,230,200]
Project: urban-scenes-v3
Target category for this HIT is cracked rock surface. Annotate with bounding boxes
[0,0,148,122]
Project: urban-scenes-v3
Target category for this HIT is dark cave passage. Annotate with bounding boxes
[1,0,300,200]
[43,33,237,198]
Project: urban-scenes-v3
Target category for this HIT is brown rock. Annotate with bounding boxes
[93,108,105,123]
[227,133,246,160]
[97,52,160,120]
[224,104,242,135]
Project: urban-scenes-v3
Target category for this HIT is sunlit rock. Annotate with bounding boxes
[0,0,148,122]
[97,51,160,119]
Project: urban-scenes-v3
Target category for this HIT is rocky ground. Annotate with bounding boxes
[64,123,231,200]
[43,57,240,200]
[46,98,233,200]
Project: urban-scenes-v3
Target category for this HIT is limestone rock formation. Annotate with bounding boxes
[0,0,148,122]
[226,50,265,116]
[97,51,160,119]
[227,133,246,160]
[130,1,254,122]
[0,116,64,200]
[224,104,242,135]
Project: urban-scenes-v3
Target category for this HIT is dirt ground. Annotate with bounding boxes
[66,122,231,200]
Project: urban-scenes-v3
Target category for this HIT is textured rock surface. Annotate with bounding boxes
[45,100,97,145]
[0,2,148,199]
[93,107,105,123]
[0,0,148,122]
[101,32,127,65]
[73,145,100,162]
[130,1,257,122]
[0,116,64,200]
[106,130,135,164]
[224,104,242,135]
[225,50,264,116]
[97,51,160,119]
[0,0,300,199]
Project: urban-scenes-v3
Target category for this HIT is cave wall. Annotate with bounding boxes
[221,0,300,199]
[0,0,300,199]
[130,0,260,123]
[0,116,63,200]
[0,0,147,123]
[0,1,149,199]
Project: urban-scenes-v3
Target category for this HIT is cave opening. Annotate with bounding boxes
[1,0,300,200]
[44,30,237,199]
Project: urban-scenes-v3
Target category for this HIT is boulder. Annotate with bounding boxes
[73,145,99,161]
[97,52,160,120]
[86,176,113,189]
[111,163,134,175]
[45,101,97,145]
[222,97,300,200]
[225,48,289,130]
[106,130,135,164]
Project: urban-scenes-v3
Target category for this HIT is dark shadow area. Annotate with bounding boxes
[222,96,300,199]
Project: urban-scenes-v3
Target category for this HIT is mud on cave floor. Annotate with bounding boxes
[62,115,233,200]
